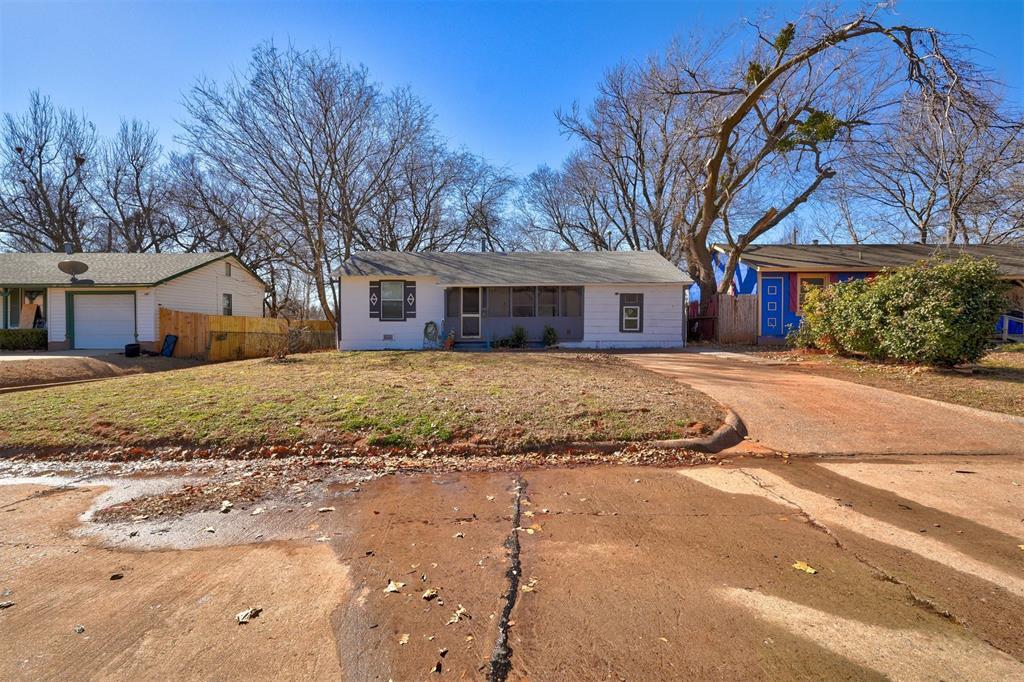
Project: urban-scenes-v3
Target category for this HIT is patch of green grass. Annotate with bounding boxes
[0,351,721,451]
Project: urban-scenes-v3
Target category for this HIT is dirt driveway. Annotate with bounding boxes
[2,456,1022,680]
[623,351,1024,455]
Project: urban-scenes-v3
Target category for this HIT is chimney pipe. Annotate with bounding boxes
[63,242,73,255]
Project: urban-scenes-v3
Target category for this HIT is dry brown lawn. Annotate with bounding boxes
[0,351,721,451]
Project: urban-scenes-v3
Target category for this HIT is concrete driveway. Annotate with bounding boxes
[623,351,1024,456]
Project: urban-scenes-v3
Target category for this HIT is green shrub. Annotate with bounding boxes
[510,325,527,348]
[542,325,559,347]
[791,256,1008,366]
[0,328,47,351]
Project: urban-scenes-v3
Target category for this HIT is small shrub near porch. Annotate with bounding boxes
[0,328,47,351]
[790,256,1009,367]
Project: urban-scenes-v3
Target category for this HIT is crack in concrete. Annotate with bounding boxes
[733,469,1021,661]
[488,476,525,682]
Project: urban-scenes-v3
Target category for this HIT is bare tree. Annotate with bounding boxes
[0,91,97,251]
[180,44,384,325]
[852,91,1024,244]
[547,7,985,308]
[89,119,175,252]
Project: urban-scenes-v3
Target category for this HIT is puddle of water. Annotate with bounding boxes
[1,464,378,552]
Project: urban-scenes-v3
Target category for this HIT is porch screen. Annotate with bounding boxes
[537,287,558,316]
[512,287,535,317]
[485,287,509,316]
[561,287,582,316]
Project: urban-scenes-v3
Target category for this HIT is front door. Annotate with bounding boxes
[760,276,784,337]
[461,287,481,338]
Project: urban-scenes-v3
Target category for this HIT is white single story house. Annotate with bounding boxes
[0,251,267,350]
[333,250,691,350]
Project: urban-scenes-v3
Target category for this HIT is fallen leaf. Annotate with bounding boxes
[384,580,406,594]
[110,573,123,581]
[315,535,330,542]
[453,532,465,539]
[318,507,335,513]
[446,604,469,625]
[398,633,410,645]
[202,527,216,534]
[486,495,495,501]
[792,561,818,574]
[438,647,448,657]
[523,510,535,517]
[220,500,233,513]
[659,637,669,643]
[430,661,442,673]
[236,607,262,624]
[0,601,14,609]
[422,588,439,601]
[251,507,265,516]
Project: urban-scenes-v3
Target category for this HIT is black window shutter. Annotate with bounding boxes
[369,281,381,318]
[404,280,417,319]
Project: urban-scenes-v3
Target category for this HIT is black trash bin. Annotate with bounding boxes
[124,343,141,358]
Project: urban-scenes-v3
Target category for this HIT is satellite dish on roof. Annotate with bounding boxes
[58,259,89,277]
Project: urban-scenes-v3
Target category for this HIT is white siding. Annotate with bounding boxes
[154,256,264,319]
[47,287,157,344]
[339,276,444,350]
[565,283,685,349]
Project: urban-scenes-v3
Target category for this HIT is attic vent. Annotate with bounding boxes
[382,334,394,341]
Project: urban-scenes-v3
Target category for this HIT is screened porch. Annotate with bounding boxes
[444,285,583,344]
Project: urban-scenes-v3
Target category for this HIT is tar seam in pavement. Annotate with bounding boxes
[488,476,525,682]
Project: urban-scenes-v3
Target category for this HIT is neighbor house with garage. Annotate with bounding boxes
[708,243,1024,343]
[0,251,267,350]
[334,250,690,350]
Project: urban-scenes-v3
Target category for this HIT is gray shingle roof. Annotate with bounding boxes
[715,243,1024,277]
[0,251,236,286]
[334,250,691,285]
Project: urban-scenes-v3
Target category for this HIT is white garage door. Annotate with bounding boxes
[73,294,136,349]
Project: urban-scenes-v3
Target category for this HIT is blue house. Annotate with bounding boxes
[710,243,1024,343]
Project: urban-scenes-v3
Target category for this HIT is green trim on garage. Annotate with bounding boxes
[65,290,138,349]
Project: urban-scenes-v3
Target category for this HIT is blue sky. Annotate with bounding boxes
[1,0,1022,176]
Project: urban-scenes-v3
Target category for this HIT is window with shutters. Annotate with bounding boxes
[619,293,642,332]
[380,281,405,321]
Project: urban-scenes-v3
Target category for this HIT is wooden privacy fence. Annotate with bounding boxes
[158,308,335,361]
[687,294,757,344]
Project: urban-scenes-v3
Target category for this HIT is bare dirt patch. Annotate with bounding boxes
[0,354,203,389]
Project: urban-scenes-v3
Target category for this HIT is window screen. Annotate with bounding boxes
[537,287,558,316]
[512,287,535,317]
[446,289,461,317]
[561,287,582,317]
[485,287,509,317]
